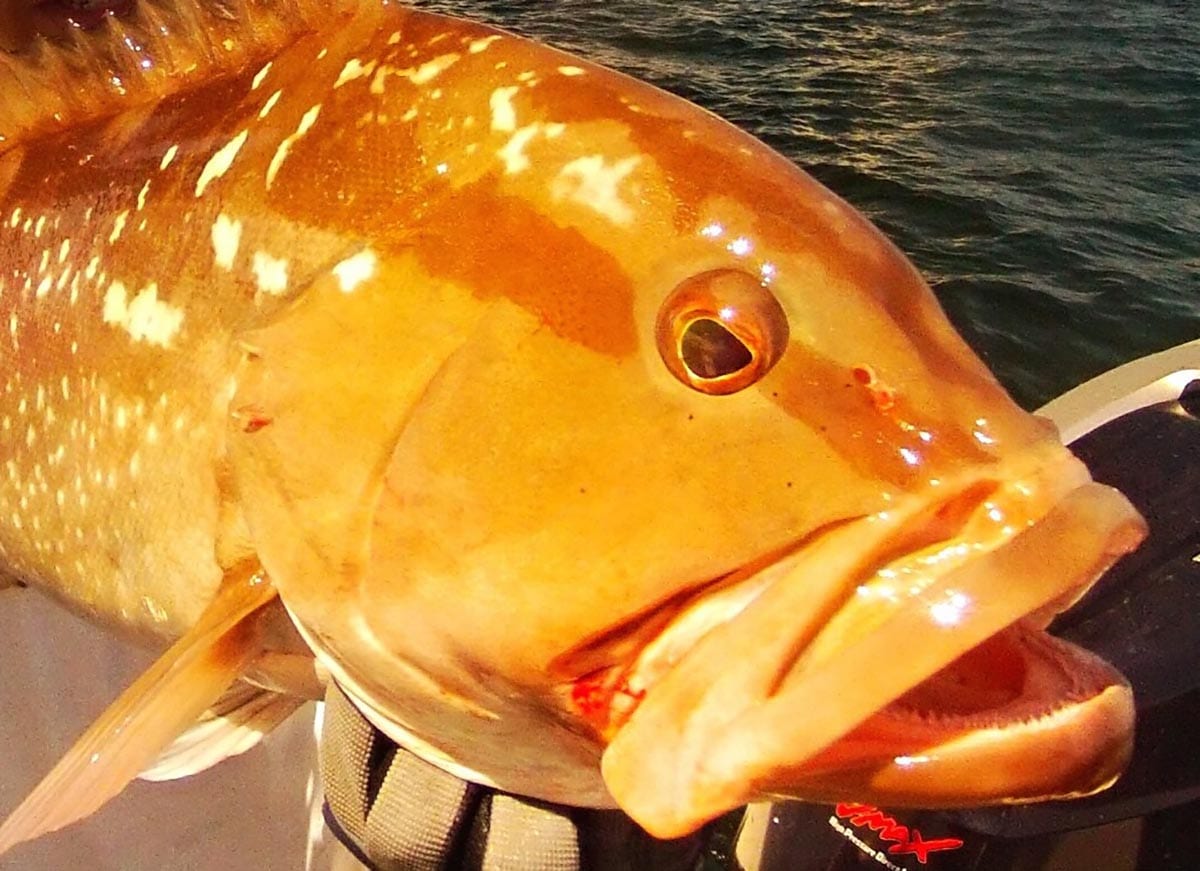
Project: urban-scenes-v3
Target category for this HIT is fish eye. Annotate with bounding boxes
[656,269,789,395]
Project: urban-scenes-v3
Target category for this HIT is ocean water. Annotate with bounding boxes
[417,0,1199,408]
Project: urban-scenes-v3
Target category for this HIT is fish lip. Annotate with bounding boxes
[783,618,1136,804]
[600,469,1146,839]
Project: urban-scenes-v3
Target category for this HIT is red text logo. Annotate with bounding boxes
[834,802,964,865]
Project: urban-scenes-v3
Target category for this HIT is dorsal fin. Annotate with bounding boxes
[0,0,353,150]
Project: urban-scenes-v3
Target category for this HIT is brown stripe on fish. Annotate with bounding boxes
[0,0,353,149]
[764,342,995,489]
[240,12,500,237]
[412,180,638,358]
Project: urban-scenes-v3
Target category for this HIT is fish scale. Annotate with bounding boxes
[0,204,222,631]
[1,76,251,641]
[0,0,481,638]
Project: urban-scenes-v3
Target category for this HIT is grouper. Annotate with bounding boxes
[0,0,1146,855]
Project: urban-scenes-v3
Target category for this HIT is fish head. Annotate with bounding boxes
[229,11,1145,836]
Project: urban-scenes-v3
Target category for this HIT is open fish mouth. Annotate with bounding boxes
[594,457,1146,838]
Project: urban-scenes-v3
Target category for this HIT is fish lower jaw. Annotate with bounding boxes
[778,619,1136,806]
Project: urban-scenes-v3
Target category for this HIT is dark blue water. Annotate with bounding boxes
[417,0,1199,408]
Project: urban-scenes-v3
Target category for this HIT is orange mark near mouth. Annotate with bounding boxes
[852,364,897,413]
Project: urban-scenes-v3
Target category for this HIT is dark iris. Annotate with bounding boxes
[680,318,753,380]
[1181,379,1199,418]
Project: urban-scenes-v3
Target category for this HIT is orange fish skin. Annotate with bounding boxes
[0,0,1144,839]
[0,1,403,638]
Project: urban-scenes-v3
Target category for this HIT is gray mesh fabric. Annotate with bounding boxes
[320,683,706,871]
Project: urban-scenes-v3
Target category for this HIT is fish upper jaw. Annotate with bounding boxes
[599,454,1146,838]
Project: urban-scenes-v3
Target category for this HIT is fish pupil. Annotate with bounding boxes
[1181,379,1200,418]
[680,318,753,380]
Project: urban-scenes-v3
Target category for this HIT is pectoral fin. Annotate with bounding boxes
[0,566,278,856]
[139,680,307,782]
